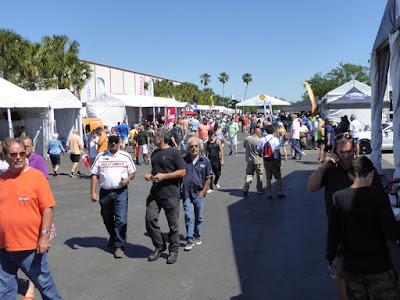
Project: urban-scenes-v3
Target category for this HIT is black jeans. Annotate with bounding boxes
[209,159,221,189]
[145,195,180,253]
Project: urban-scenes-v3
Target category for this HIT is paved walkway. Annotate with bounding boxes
[16,132,400,299]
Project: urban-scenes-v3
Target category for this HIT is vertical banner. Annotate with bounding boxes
[210,95,214,108]
[166,107,176,124]
[304,81,317,113]
[139,76,145,96]
[96,77,105,95]
[148,79,154,97]
[85,80,92,101]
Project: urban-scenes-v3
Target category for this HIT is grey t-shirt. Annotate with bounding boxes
[244,135,263,164]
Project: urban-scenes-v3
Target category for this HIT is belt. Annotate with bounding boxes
[100,186,127,193]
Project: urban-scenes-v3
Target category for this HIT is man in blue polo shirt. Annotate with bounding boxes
[181,136,212,251]
[118,121,130,151]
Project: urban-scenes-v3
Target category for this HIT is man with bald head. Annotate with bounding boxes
[243,128,264,195]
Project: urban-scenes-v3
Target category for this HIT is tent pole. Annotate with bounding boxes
[7,108,14,138]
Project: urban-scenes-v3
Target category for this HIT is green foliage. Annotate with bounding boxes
[200,73,211,88]
[302,63,370,100]
[154,79,175,98]
[0,29,92,92]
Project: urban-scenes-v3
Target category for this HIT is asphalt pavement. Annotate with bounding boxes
[16,132,400,300]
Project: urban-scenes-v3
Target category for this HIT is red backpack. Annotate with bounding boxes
[263,136,274,161]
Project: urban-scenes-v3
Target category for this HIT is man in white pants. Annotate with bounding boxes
[349,114,362,157]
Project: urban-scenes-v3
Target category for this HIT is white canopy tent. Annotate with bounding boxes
[236,95,292,107]
[370,0,400,176]
[32,89,83,144]
[0,78,50,157]
[86,93,126,128]
[319,80,390,129]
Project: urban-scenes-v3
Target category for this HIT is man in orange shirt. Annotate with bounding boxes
[96,127,108,153]
[196,118,211,152]
[0,138,62,299]
[243,116,249,133]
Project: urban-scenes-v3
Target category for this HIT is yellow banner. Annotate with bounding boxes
[304,81,317,113]
[210,95,214,108]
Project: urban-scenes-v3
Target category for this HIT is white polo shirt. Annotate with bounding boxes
[90,150,136,190]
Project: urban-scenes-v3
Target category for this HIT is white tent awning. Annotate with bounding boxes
[236,94,291,107]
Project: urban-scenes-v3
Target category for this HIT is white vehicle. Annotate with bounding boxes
[358,123,393,154]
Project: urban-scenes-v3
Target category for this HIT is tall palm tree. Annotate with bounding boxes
[0,29,28,81]
[218,72,229,105]
[242,73,253,100]
[200,73,211,89]
[175,82,200,103]
[41,34,92,91]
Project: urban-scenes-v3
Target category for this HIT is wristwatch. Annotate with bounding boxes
[42,230,50,235]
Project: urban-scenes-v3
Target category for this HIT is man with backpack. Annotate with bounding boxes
[257,125,286,200]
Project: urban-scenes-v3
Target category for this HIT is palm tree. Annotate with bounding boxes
[218,72,229,106]
[154,79,175,98]
[175,82,200,103]
[200,73,211,89]
[242,73,253,100]
[41,34,92,91]
[0,29,29,81]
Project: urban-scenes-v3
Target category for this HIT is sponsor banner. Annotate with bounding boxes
[304,81,317,113]
[139,76,145,96]
[166,107,176,124]
[148,79,154,97]
[96,77,105,95]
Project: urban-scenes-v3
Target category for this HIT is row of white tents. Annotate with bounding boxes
[0,78,235,157]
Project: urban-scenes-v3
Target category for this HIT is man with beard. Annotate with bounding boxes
[144,128,186,264]
[0,138,62,299]
[181,136,212,251]
[90,135,136,259]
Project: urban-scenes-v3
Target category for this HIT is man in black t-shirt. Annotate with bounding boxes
[307,133,386,300]
[144,128,186,264]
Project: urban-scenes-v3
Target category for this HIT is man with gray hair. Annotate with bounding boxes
[181,136,212,251]
[144,128,186,264]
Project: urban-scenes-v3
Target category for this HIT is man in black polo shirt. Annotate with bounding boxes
[181,136,212,251]
[307,133,387,300]
[144,128,186,264]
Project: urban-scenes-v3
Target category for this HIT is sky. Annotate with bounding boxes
[1,0,388,103]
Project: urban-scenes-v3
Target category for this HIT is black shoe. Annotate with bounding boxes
[53,171,58,177]
[135,161,141,165]
[229,151,233,156]
[167,252,178,264]
[107,237,115,248]
[291,157,297,160]
[243,190,249,196]
[277,194,286,199]
[148,246,166,261]
[267,195,273,200]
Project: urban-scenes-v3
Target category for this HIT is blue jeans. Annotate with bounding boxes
[0,249,62,300]
[291,139,303,158]
[183,196,204,243]
[99,187,128,249]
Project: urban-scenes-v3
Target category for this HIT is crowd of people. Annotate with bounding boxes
[0,111,399,300]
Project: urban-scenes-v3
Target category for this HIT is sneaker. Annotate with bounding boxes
[68,172,75,178]
[301,151,306,156]
[53,171,58,177]
[135,161,141,165]
[291,157,297,160]
[184,242,195,251]
[257,189,265,194]
[277,194,286,199]
[77,171,82,176]
[215,183,221,190]
[195,237,202,245]
[114,248,124,259]
[243,190,249,196]
[207,189,214,194]
[267,195,273,200]
[229,151,233,156]
[234,153,238,156]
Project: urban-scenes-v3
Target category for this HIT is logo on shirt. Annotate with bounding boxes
[18,196,30,201]
[200,164,206,168]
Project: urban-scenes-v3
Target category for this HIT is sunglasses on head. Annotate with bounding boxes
[9,152,26,159]
[335,132,352,141]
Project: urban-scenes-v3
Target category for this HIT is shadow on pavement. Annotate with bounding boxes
[64,237,151,258]
[228,169,334,299]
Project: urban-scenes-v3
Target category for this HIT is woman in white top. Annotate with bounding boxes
[0,140,9,173]
[89,130,99,166]
[214,122,226,145]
